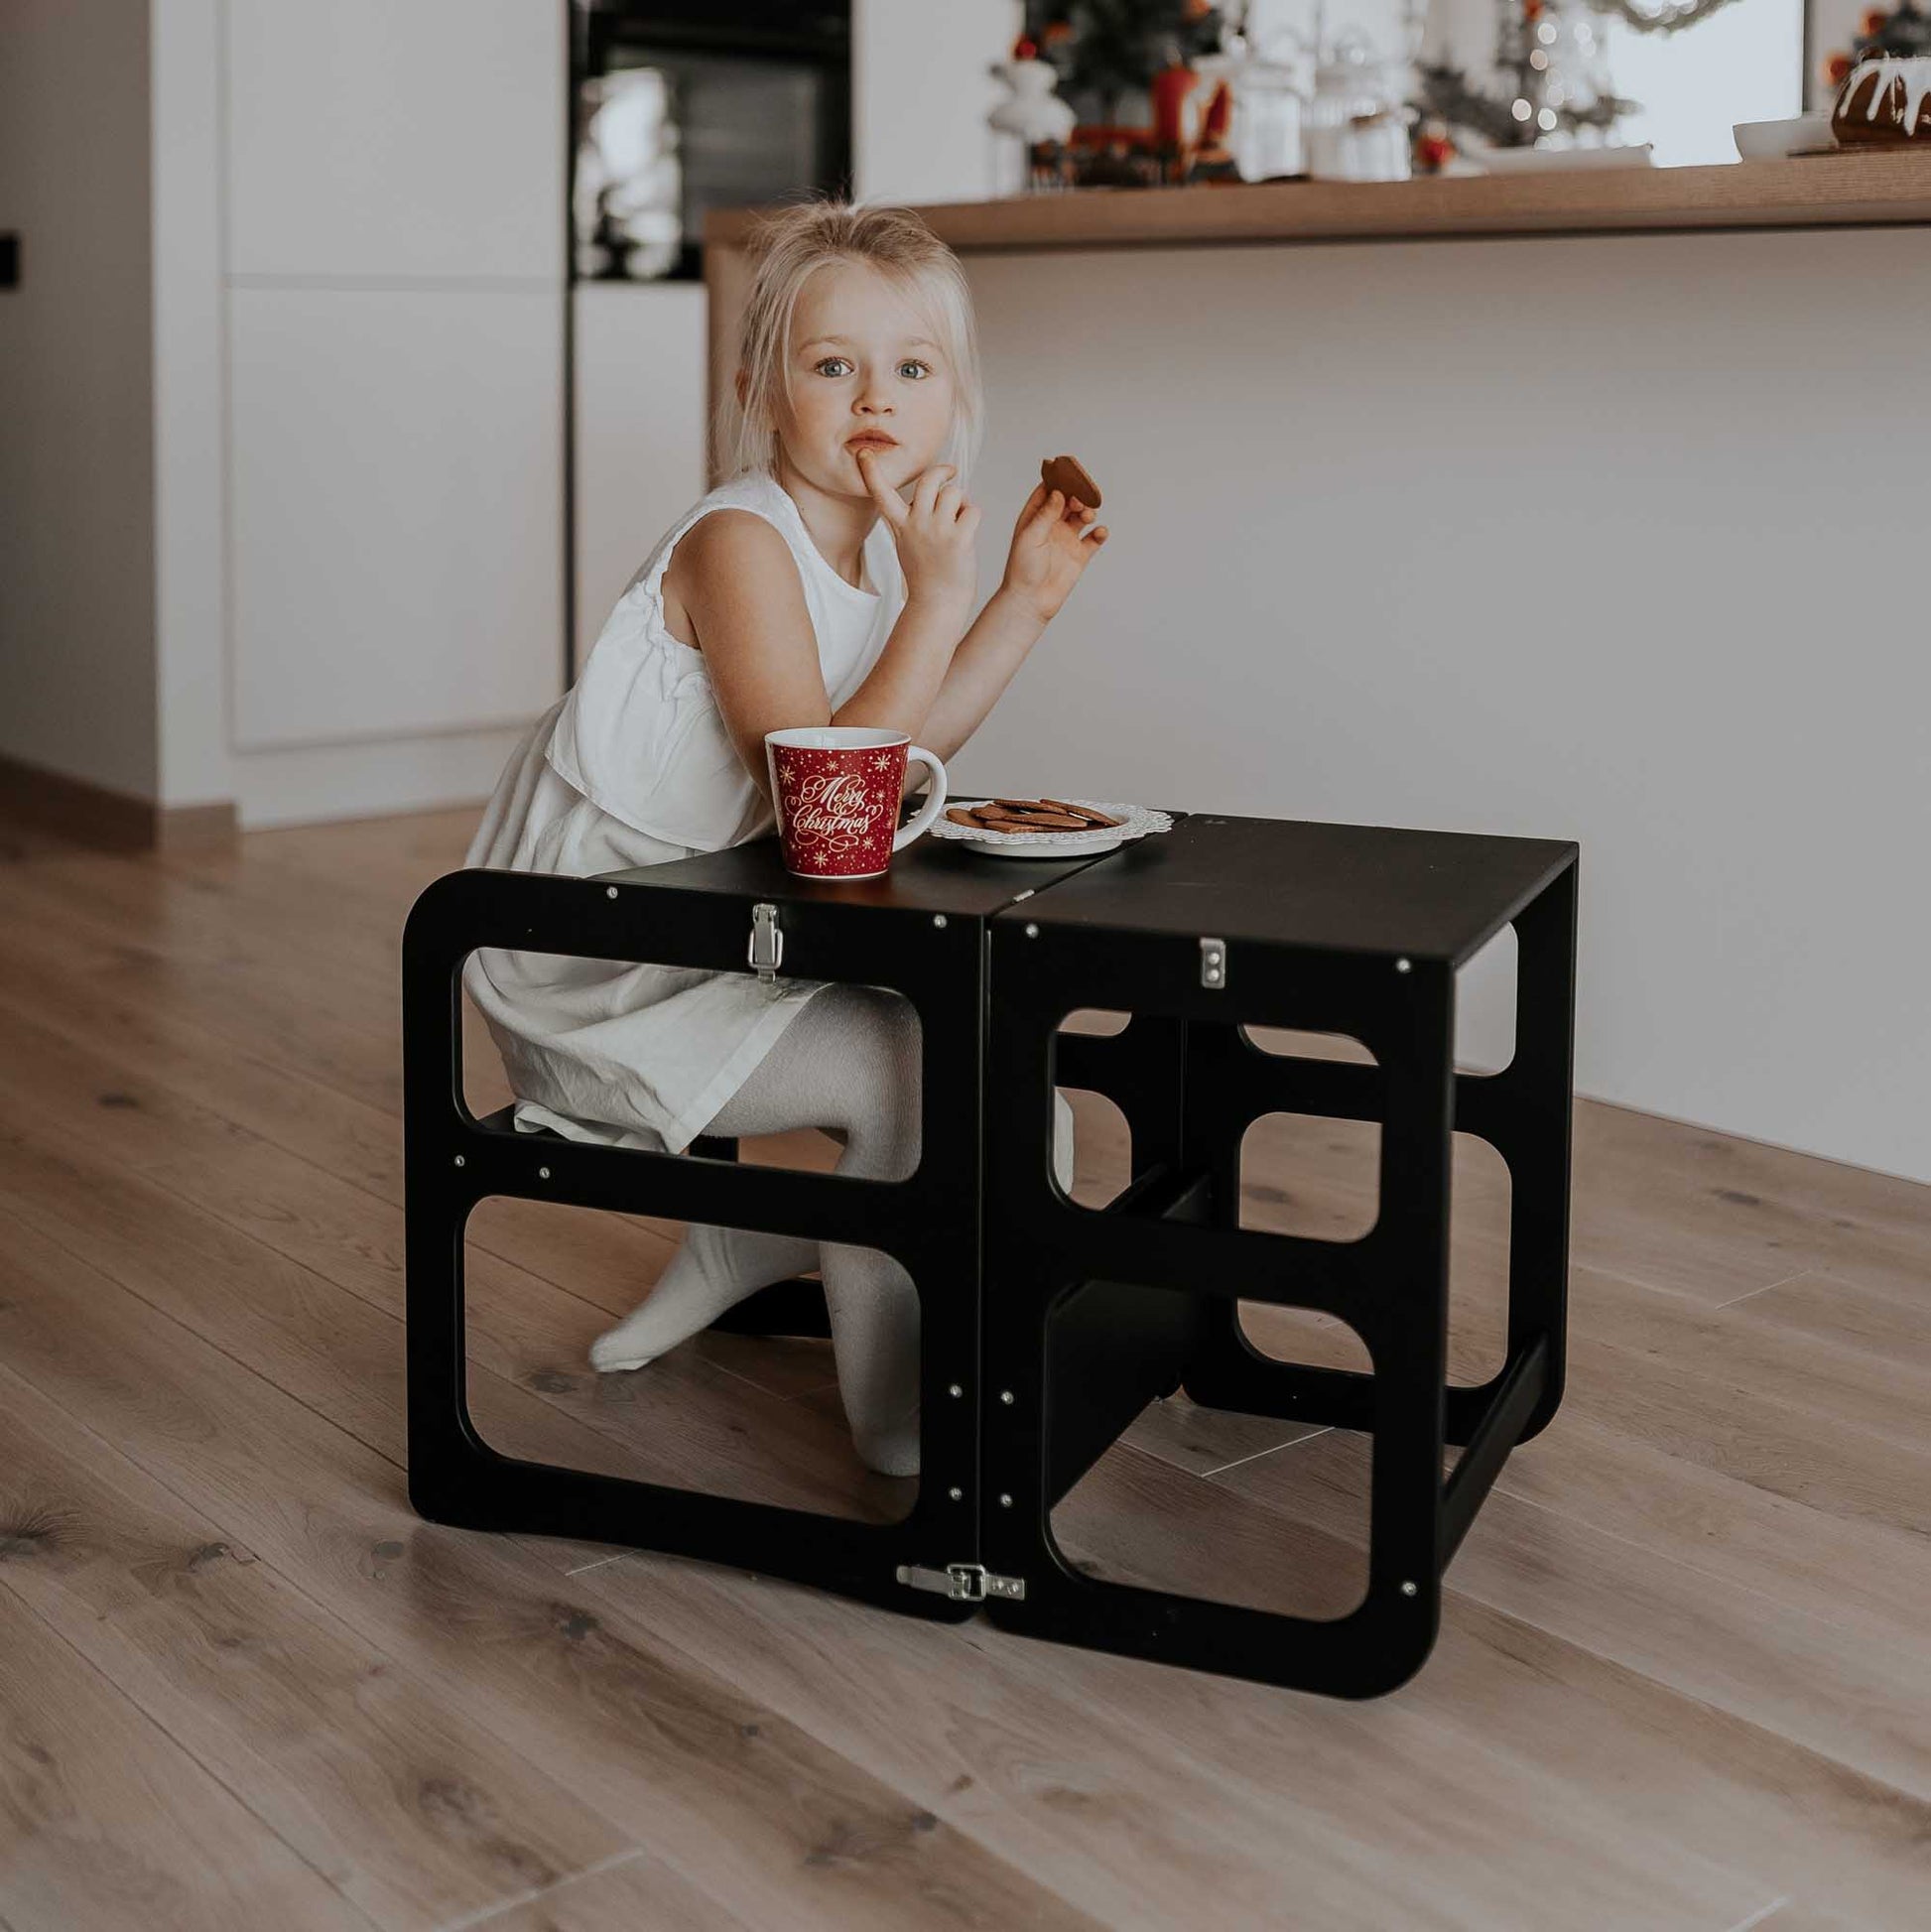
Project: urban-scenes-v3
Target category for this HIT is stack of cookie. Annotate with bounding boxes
[947,798,1123,834]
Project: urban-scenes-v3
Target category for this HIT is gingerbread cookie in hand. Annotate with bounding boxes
[1040,454,1101,509]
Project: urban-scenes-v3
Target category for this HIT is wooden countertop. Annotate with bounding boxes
[707,152,1931,254]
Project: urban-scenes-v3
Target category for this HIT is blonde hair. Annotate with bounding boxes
[717,198,982,484]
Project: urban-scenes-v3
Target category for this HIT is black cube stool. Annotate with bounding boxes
[400,831,1114,1622]
[975,814,1577,1697]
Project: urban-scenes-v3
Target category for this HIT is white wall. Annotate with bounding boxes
[0,0,159,799]
[950,232,1930,1184]
[854,0,1023,204]
[153,0,232,809]
[573,283,707,670]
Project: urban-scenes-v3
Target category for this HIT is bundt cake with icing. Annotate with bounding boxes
[1833,55,1931,142]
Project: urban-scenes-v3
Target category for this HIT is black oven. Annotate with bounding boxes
[571,0,853,283]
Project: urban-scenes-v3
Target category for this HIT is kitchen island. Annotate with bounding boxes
[699,160,1931,1187]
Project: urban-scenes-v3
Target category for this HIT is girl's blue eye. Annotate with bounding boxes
[814,357,853,376]
[898,360,931,380]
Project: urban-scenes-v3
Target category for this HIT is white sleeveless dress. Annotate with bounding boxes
[462,469,906,1156]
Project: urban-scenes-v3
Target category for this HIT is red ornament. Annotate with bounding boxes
[1013,35,1040,59]
[1859,7,1890,33]
[1150,61,1203,150]
[1200,76,1232,142]
[1523,0,1544,19]
[1824,50,1856,85]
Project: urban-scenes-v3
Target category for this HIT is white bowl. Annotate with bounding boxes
[1734,112,1835,160]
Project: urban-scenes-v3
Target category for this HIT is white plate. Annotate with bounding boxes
[929,799,1174,860]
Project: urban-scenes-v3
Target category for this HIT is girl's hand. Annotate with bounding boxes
[858,452,981,615]
[1001,484,1109,625]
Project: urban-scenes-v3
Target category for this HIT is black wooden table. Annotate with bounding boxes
[403,807,1576,1696]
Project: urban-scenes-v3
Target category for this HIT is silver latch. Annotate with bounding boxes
[748,902,784,982]
[1200,936,1227,989]
[895,1562,1026,1604]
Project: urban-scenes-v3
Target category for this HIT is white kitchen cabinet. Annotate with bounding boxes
[229,285,563,749]
[225,0,563,283]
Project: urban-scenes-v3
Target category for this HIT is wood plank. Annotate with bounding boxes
[0,1592,368,1931]
[1488,1409,1931,1662]
[0,1361,629,1931]
[1214,1428,1931,1813]
[0,750,237,855]
[0,835,827,1254]
[0,1209,1102,1932]
[551,1503,1776,1930]
[1570,1100,1931,1305]
[0,873,843,1411]
[1727,1266,1931,1368]
[0,919,708,1338]
[1109,1389,1322,1480]
[1051,1430,1367,1621]
[468,1851,748,1930]
[0,1088,900,1525]
[1036,1435,1931,1925]
[1567,1261,1931,1460]
[1550,1269,1931,1540]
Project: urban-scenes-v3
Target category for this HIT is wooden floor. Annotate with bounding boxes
[0,807,1927,1930]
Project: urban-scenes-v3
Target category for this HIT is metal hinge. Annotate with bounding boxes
[748,902,784,982]
[895,1561,1026,1604]
[1200,936,1227,989]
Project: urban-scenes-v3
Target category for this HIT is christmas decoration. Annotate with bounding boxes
[1415,0,1633,148]
[987,43,1079,190]
[1026,0,1226,127]
[1415,116,1460,172]
[1414,0,1751,153]
[1022,1,1227,183]
[1822,0,1931,95]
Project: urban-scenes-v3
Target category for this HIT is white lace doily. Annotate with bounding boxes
[928,799,1175,851]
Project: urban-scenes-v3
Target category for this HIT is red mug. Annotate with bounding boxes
[764,726,949,879]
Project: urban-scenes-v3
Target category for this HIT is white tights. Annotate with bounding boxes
[589,982,1073,1479]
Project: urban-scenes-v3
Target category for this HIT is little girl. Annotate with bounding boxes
[463,199,1109,1478]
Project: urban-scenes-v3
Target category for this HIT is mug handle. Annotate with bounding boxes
[892,745,950,851]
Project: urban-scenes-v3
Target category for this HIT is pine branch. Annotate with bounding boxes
[1412,63,1638,144]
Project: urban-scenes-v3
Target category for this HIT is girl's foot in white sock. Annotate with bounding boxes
[589,1224,818,1372]
[851,1412,920,1480]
